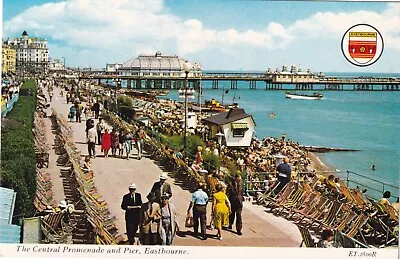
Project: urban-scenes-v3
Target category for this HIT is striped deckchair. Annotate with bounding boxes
[295,196,329,225]
[256,180,282,205]
[297,225,316,247]
[312,200,343,229]
[288,192,318,220]
[345,213,369,238]
[335,210,357,232]
[273,187,306,216]
[265,182,296,208]
[384,204,399,222]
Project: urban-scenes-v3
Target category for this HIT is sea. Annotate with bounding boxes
[113,72,400,201]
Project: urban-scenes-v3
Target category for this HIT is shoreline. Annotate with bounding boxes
[307,152,338,177]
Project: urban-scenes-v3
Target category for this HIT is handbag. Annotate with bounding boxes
[185,213,194,228]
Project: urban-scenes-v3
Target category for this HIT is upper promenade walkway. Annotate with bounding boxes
[47,87,301,247]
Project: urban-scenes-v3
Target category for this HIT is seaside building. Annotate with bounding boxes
[4,31,50,75]
[1,44,16,74]
[266,65,316,83]
[202,108,256,147]
[49,59,65,71]
[117,51,202,89]
[119,51,202,78]
[105,63,122,73]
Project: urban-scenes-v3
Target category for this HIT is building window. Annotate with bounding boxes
[231,123,248,137]
[232,129,247,137]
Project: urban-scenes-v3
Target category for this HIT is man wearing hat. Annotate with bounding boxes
[150,173,172,204]
[139,192,161,245]
[121,184,143,245]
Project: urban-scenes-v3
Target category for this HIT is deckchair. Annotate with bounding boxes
[264,181,296,208]
[335,210,357,232]
[344,213,369,238]
[297,225,316,247]
[273,187,306,216]
[255,180,281,205]
[312,200,343,229]
[288,192,319,220]
[294,195,327,223]
[298,197,332,227]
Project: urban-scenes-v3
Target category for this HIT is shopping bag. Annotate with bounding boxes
[185,214,194,228]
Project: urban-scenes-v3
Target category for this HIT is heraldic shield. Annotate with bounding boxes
[348,31,377,64]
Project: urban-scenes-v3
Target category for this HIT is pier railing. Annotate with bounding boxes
[244,170,399,202]
[344,170,399,201]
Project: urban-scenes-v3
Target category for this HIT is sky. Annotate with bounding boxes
[2,0,400,73]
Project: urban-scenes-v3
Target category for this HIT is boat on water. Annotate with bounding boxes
[189,99,238,113]
[285,92,323,100]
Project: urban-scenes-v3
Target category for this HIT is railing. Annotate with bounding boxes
[244,169,399,202]
[344,170,399,201]
[1,93,19,118]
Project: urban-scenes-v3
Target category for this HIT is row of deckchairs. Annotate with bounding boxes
[33,111,55,212]
[52,109,124,245]
[256,178,398,247]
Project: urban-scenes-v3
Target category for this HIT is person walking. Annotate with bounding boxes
[96,118,105,146]
[111,129,119,157]
[75,102,83,123]
[85,118,95,138]
[87,125,96,158]
[93,101,100,119]
[121,184,143,245]
[125,129,133,159]
[139,192,161,245]
[187,183,208,240]
[118,129,126,158]
[69,105,75,123]
[150,173,172,204]
[101,129,111,158]
[275,157,292,194]
[212,183,231,240]
[227,174,244,235]
[135,125,145,160]
[159,195,178,246]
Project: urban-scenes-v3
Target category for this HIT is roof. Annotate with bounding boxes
[203,108,256,126]
[0,224,21,243]
[0,187,21,243]
[0,186,17,225]
[120,52,187,71]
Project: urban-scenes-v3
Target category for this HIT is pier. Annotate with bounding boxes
[78,71,400,91]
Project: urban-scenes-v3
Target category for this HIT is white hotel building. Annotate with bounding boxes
[5,31,50,74]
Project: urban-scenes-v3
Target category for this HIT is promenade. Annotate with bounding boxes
[47,87,301,247]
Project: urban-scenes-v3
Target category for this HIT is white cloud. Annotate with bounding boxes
[3,0,399,70]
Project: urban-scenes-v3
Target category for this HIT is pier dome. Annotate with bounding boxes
[119,52,202,78]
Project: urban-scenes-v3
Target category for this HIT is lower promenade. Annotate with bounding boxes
[47,87,301,247]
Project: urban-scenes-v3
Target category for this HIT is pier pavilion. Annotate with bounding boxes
[117,51,202,89]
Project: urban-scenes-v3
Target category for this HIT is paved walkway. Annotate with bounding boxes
[48,87,301,247]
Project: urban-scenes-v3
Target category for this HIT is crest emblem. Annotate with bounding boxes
[341,24,384,67]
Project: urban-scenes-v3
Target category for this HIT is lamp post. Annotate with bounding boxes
[179,61,194,157]
[215,132,224,174]
[113,78,121,113]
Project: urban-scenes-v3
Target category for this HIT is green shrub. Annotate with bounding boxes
[202,152,220,172]
[186,135,205,157]
[1,79,37,223]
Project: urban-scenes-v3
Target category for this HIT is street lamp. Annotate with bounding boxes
[113,78,121,113]
[179,61,194,157]
[215,132,224,174]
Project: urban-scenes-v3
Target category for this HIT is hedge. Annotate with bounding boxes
[1,79,37,223]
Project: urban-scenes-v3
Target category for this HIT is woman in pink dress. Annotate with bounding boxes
[101,129,112,158]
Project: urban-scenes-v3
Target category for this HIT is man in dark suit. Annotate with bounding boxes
[121,183,142,245]
[150,173,172,204]
[227,174,244,235]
